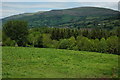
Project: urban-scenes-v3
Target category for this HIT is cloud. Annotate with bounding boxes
[2,3,69,9]
[81,2,118,10]
[2,2,118,10]
[1,9,25,18]
[2,0,120,2]
[0,3,2,19]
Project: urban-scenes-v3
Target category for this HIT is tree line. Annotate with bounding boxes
[2,20,120,55]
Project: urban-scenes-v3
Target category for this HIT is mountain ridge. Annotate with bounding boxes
[2,7,120,29]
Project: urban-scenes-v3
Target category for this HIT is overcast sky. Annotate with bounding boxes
[1,0,120,19]
[1,0,120,2]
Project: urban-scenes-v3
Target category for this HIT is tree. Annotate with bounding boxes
[3,20,28,46]
[58,39,70,49]
[76,36,93,51]
[98,38,107,53]
[106,36,119,54]
[68,36,76,50]
[27,31,42,47]
[2,32,16,46]
[42,34,52,48]
[92,39,100,52]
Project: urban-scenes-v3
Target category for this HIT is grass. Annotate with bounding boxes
[2,47,119,78]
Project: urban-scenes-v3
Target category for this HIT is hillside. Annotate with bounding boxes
[2,7,120,29]
[2,47,119,78]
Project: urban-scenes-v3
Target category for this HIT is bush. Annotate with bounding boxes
[2,32,16,46]
[2,37,16,46]
[72,45,79,51]
[51,40,59,48]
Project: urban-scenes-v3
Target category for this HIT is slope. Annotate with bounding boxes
[2,47,119,78]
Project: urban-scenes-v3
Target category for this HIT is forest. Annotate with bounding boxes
[2,20,120,55]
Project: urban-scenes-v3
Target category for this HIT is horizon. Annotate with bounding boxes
[1,2,119,19]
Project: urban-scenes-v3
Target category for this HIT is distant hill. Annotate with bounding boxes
[2,7,120,29]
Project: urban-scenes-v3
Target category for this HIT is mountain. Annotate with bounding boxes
[2,7,120,29]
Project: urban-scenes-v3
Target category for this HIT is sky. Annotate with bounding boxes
[1,0,120,2]
[0,0,120,19]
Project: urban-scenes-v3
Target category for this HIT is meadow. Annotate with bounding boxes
[2,47,119,78]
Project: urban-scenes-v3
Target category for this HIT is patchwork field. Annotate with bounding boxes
[2,47,119,78]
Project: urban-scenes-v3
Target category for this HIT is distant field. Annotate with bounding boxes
[2,47,119,78]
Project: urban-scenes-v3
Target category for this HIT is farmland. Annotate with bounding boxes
[2,47,119,78]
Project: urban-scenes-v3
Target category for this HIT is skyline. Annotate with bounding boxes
[1,2,119,19]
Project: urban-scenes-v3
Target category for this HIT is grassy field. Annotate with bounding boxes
[2,47,119,78]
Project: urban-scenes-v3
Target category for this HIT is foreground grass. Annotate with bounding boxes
[2,47,119,78]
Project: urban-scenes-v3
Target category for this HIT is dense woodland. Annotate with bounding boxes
[2,20,120,55]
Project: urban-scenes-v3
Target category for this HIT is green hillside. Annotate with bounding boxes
[2,7,120,29]
[2,47,119,78]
